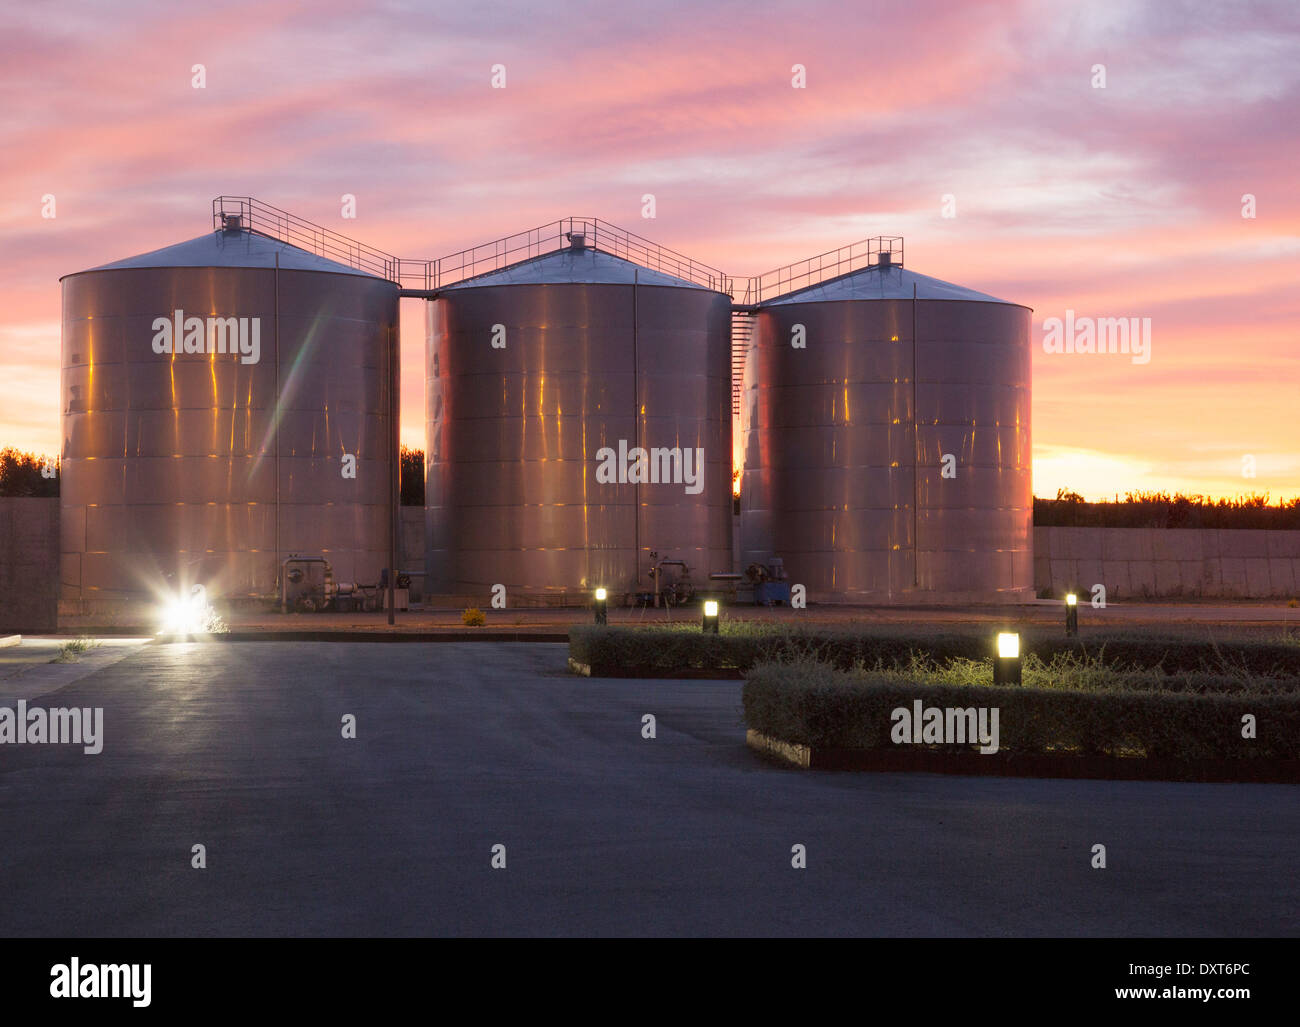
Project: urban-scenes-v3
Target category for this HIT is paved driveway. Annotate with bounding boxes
[0,641,1295,936]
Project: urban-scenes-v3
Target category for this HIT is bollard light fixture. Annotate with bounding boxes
[994,631,1022,685]
[702,599,719,634]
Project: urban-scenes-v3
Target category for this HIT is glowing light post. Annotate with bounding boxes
[594,587,608,626]
[1065,593,1079,637]
[994,632,1022,686]
[702,599,719,635]
[159,584,208,638]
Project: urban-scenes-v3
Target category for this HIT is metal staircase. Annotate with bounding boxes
[730,308,756,417]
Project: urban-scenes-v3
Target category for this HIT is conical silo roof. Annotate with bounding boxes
[764,264,1015,305]
[66,228,386,278]
[443,247,712,290]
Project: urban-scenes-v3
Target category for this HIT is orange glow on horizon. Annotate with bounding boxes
[2,3,1296,510]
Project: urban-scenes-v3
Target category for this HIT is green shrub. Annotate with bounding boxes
[462,607,486,627]
[864,650,1296,696]
[743,658,1300,760]
[52,636,100,663]
[201,606,229,634]
[569,624,1300,684]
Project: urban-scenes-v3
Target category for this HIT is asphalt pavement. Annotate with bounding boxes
[0,641,1295,936]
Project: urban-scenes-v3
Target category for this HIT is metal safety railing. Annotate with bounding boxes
[213,198,730,294]
[212,197,403,281]
[736,236,904,305]
[211,197,899,303]
[396,217,730,294]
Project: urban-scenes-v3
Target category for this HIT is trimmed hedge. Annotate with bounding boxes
[569,624,1300,682]
[743,659,1300,761]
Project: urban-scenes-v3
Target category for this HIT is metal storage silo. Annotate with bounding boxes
[426,228,732,600]
[60,218,399,611]
[740,250,1032,602]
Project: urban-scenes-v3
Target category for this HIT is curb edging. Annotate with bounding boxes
[745,729,1300,782]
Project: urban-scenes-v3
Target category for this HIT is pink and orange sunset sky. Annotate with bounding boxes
[1,0,1296,501]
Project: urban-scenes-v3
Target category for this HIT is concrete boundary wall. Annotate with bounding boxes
[400,506,424,600]
[1034,526,1300,599]
[13,506,1300,625]
[0,498,59,631]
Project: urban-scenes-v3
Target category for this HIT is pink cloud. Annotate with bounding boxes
[0,0,1296,500]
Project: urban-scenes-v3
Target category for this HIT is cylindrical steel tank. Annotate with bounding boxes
[60,228,399,607]
[740,265,1031,602]
[426,245,732,600]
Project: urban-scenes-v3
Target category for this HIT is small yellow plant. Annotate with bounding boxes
[1288,598,1299,609]
[462,606,487,626]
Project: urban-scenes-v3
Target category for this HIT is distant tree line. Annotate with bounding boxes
[0,448,59,497]
[400,446,424,506]
[1035,489,1300,530]
[0,447,424,503]
[4,448,1297,530]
